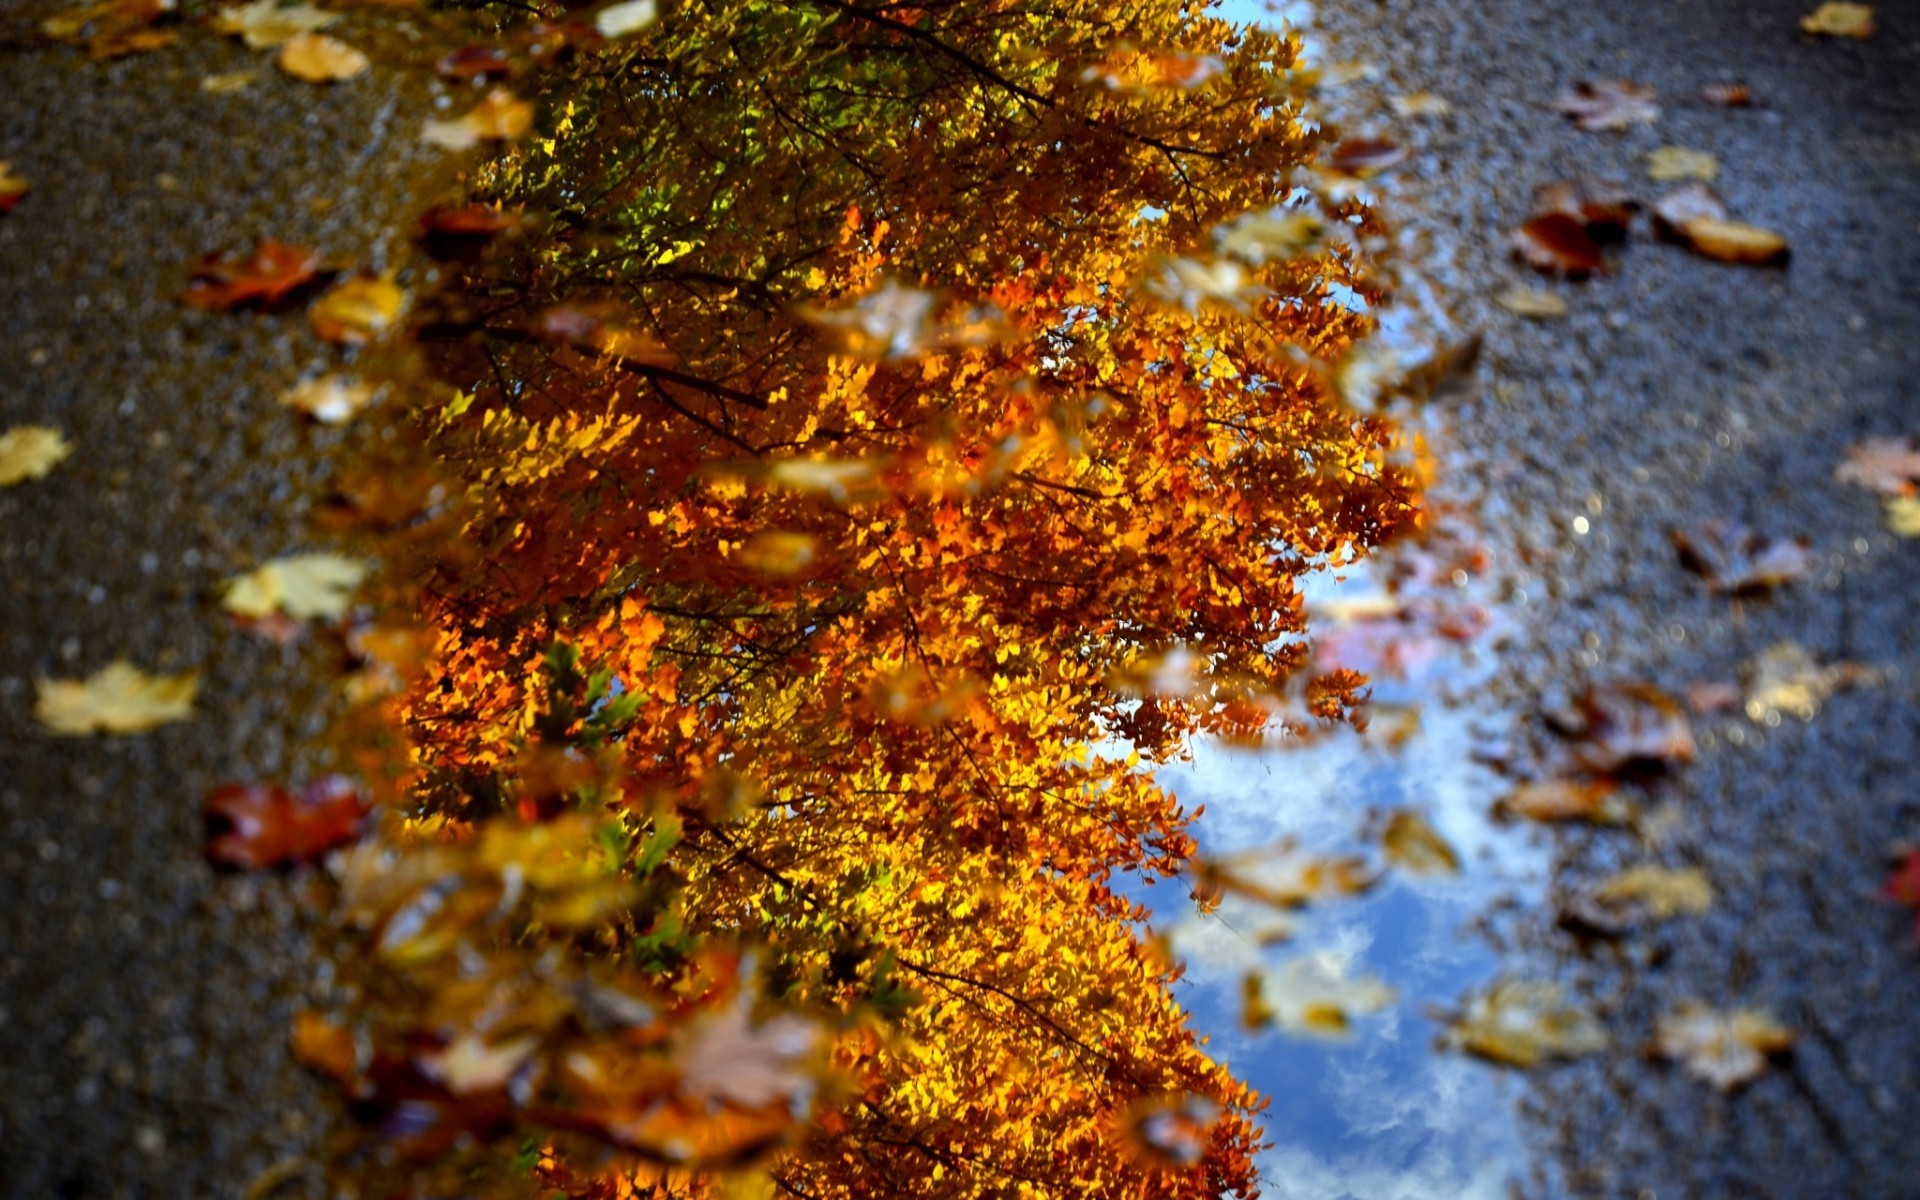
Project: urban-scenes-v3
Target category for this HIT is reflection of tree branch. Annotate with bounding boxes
[896,957,1117,1070]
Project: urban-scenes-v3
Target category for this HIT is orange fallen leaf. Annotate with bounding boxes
[184,237,326,311]
[1653,1002,1792,1090]
[42,0,177,59]
[309,273,405,344]
[1677,217,1790,265]
[206,776,370,868]
[421,88,534,150]
[278,32,369,83]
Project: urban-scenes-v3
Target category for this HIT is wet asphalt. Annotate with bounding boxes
[1304,0,1920,1195]
[0,4,470,1197]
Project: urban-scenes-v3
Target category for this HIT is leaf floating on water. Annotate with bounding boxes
[1650,182,1729,237]
[0,162,30,213]
[1671,520,1813,592]
[1496,287,1569,319]
[1553,682,1697,772]
[205,776,370,868]
[1743,640,1878,722]
[200,70,257,94]
[0,426,72,486]
[35,661,197,734]
[1328,137,1407,176]
[422,88,534,151]
[183,238,325,311]
[1380,809,1460,875]
[1556,80,1659,130]
[309,273,406,345]
[1653,1002,1792,1090]
[595,0,659,38]
[1192,839,1377,909]
[1389,92,1451,118]
[214,0,334,49]
[1887,496,1920,537]
[1512,214,1604,277]
[1214,209,1322,265]
[1247,953,1395,1038]
[42,0,177,58]
[1836,436,1920,495]
[1646,146,1719,182]
[1594,865,1714,919]
[1498,778,1633,825]
[1678,217,1790,266]
[1443,979,1608,1068]
[278,32,368,83]
[1801,2,1875,37]
[223,553,369,621]
[280,374,375,424]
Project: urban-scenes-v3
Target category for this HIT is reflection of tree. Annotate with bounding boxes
[337,0,1417,1195]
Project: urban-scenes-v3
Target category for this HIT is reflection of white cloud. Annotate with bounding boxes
[1258,1138,1515,1200]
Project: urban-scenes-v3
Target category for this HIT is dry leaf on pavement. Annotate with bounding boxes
[1801,2,1875,37]
[280,374,376,423]
[36,661,198,734]
[1835,436,1920,495]
[278,32,368,83]
[1653,1002,1793,1090]
[1380,809,1460,874]
[1744,641,1877,721]
[0,162,30,213]
[1646,146,1719,182]
[223,553,368,621]
[1443,979,1608,1068]
[214,0,334,49]
[0,426,72,486]
[309,273,406,344]
[1556,80,1659,130]
[1594,865,1714,919]
[1390,92,1451,118]
[1552,682,1697,772]
[1887,496,1920,537]
[1245,954,1395,1038]
[421,88,534,150]
[1672,520,1813,591]
[1699,82,1753,107]
[1679,217,1790,265]
[1513,214,1604,277]
[1496,287,1569,318]
[1498,778,1633,825]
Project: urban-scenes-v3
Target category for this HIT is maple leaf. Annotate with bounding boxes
[214,0,335,49]
[1646,146,1718,182]
[1671,520,1813,591]
[1497,778,1633,825]
[1594,865,1714,919]
[677,1006,820,1108]
[183,237,326,311]
[1379,809,1460,874]
[1835,436,1920,495]
[1886,851,1920,942]
[280,374,376,424]
[309,273,406,345]
[0,425,72,486]
[422,89,534,150]
[0,162,29,213]
[1556,80,1659,130]
[278,32,369,83]
[1653,1002,1792,1090]
[223,553,369,621]
[1801,2,1875,37]
[595,0,659,38]
[1444,979,1608,1067]
[205,776,370,868]
[1496,286,1568,319]
[1245,953,1395,1038]
[35,660,197,734]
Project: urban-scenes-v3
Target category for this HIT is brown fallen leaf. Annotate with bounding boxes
[1595,865,1714,919]
[1653,1002,1792,1090]
[213,0,334,49]
[1557,80,1659,130]
[278,32,368,83]
[0,162,30,213]
[0,426,72,486]
[1534,180,1639,240]
[1651,182,1729,237]
[1553,682,1697,772]
[421,88,534,151]
[1836,436,1920,495]
[1380,809,1460,875]
[1329,138,1407,176]
[1513,213,1604,277]
[1678,217,1790,266]
[1443,979,1608,1068]
[309,273,406,345]
[1646,146,1719,182]
[280,374,376,423]
[184,238,326,311]
[42,0,177,58]
[1801,2,1875,37]
[35,661,198,734]
[1497,778,1633,825]
[1671,520,1813,592]
[1699,82,1753,107]
[1496,286,1569,319]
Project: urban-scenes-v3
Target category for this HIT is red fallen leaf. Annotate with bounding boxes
[1550,682,1696,773]
[1556,80,1660,130]
[435,45,514,81]
[1329,138,1408,175]
[206,776,369,868]
[1534,180,1639,241]
[1513,213,1604,277]
[1651,182,1729,238]
[420,203,522,240]
[184,237,326,311]
[1699,82,1753,107]
[1887,851,1920,942]
[1671,520,1814,592]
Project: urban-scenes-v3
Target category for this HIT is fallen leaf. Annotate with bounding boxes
[1496,287,1569,318]
[42,0,176,58]
[419,204,522,241]
[1678,217,1790,266]
[1556,80,1659,130]
[1653,1002,1792,1090]
[1534,180,1639,240]
[678,1006,820,1108]
[1553,682,1697,772]
[1389,92,1451,118]
[183,238,326,311]
[278,32,368,83]
[1836,436,1920,495]
[0,425,73,486]
[1744,640,1877,721]
[1512,213,1604,277]
[206,776,370,868]
[1801,2,1875,37]
[1650,182,1729,237]
[1887,496,1920,536]
[1886,850,1920,942]
[291,1011,363,1087]
[35,661,198,734]
[1328,138,1407,176]
[308,273,406,344]
[1246,953,1395,1038]
[1498,778,1633,825]
[421,88,534,150]
[1699,82,1753,107]
[1646,146,1719,182]
[200,70,257,94]
[1380,809,1460,875]
[1215,209,1322,264]
[279,374,376,423]
[1192,840,1377,909]
[223,553,369,620]
[1594,865,1714,919]
[434,45,514,81]
[1444,979,1608,1068]
[0,162,30,213]
[1671,521,1813,591]
[1685,680,1743,714]
[595,0,658,38]
[214,0,334,48]
[419,1033,539,1095]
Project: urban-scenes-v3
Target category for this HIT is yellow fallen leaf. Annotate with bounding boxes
[200,70,257,94]
[35,661,198,734]
[278,32,368,83]
[223,553,369,620]
[1646,145,1719,182]
[1653,1002,1792,1090]
[1678,216,1790,265]
[1380,809,1460,875]
[0,161,30,210]
[280,374,375,423]
[595,0,658,37]
[308,273,405,345]
[1215,210,1322,265]
[1886,495,1920,537]
[1595,865,1714,919]
[1498,778,1633,825]
[214,0,334,49]
[1444,979,1608,1068]
[421,88,534,150]
[1495,287,1568,319]
[1801,2,1874,37]
[1246,953,1395,1038]
[0,425,72,486]
[1389,92,1451,118]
